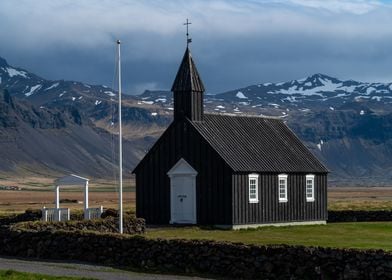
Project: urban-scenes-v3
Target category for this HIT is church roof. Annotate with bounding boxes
[190,114,328,173]
[171,47,205,92]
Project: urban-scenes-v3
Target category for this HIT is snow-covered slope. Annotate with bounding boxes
[137,73,392,115]
[0,57,132,110]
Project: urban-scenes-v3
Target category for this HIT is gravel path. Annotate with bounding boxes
[0,256,209,280]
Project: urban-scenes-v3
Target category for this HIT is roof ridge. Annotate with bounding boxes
[204,112,284,120]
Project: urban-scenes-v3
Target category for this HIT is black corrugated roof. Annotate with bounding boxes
[190,114,328,173]
[171,47,205,92]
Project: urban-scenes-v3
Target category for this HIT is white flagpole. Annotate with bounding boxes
[117,39,123,234]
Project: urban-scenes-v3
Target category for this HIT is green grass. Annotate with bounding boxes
[146,222,392,251]
[0,270,96,280]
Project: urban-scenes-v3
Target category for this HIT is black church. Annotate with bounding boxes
[132,46,328,229]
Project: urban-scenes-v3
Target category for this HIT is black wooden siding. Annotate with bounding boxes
[173,91,203,121]
[135,119,233,225]
[232,173,327,225]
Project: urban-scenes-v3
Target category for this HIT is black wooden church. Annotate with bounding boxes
[133,45,328,229]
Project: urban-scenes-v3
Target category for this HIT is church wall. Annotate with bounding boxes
[232,173,328,225]
[135,119,233,225]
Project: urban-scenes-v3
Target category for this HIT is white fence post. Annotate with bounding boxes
[42,207,47,222]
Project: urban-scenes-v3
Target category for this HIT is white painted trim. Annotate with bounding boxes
[248,173,259,203]
[167,158,197,177]
[169,158,197,224]
[278,174,288,203]
[306,174,315,202]
[55,174,89,186]
[215,220,326,230]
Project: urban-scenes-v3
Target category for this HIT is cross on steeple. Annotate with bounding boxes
[184,18,192,46]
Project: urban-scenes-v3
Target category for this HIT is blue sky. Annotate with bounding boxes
[1,0,392,94]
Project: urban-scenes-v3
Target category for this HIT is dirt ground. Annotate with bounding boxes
[328,186,392,210]
[0,191,135,213]
[1,175,392,213]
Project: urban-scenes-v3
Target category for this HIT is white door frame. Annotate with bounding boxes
[167,158,197,224]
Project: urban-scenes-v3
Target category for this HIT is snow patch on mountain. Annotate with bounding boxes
[317,139,324,151]
[45,82,59,91]
[4,67,28,78]
[372,96,382,101]
[236,91,247,99]
[277,78,342,96]
[338,85,356,93]
[104,91,115,97]
[366,87,376,95]
[25,85,42,97]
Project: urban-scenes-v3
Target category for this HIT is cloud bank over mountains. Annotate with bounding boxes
[1,0,392,93]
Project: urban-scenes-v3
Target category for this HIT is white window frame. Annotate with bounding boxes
[248,174,259,203]
[278,174,288,203]
[306,174,315,202]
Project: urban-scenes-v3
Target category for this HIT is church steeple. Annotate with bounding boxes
[171,47,205,121]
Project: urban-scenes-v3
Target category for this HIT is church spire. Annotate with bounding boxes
[171,20,205,121]
[171,47,205,93]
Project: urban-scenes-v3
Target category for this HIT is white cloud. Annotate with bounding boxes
[1,0,391,50]
[285,0,384,14]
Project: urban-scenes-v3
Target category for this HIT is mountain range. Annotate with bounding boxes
[1,56,391,186]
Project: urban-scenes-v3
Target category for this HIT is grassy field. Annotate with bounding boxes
[0,176,135,214]
[0,270,95,280]
[146,222,392,251]
[1,176,391,214]
[0,191,135,214]
[1,176,392,252]
[328,187,392,210]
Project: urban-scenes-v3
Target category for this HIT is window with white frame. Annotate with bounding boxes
[278,174,288,202]
[306,174,315,202]
[248,174,259,203]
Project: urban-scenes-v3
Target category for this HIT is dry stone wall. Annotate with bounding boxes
[12,216,145,235]
[0,226,392,279]
[0,209,41,226]
[328,210,392,222]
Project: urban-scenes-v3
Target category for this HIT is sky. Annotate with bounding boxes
[1,0,392,94]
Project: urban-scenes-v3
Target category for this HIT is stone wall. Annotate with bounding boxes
[0,227,391,279]
[328,210,392,222]
[12,216,145,235]
[0,209,41,226]
[2,209,392,226]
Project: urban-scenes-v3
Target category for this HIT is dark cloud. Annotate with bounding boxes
[1,0,392,94]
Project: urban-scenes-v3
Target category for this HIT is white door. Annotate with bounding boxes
[171,175,196,223]
[167,158,197,224]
